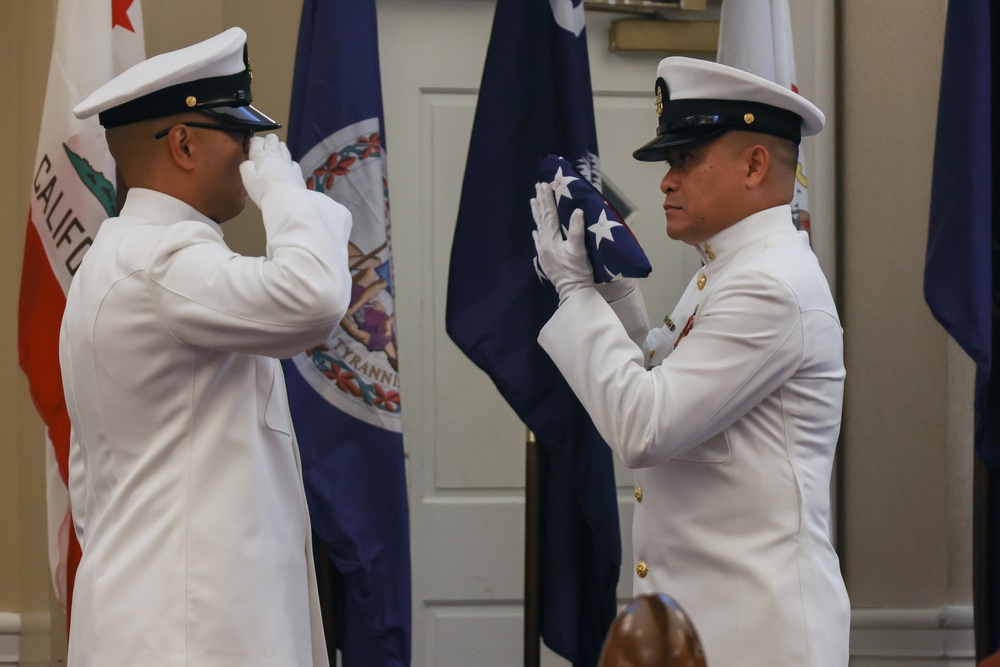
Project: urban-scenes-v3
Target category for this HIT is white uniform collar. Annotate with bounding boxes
[119,187,224,237]
[695,204,795,265]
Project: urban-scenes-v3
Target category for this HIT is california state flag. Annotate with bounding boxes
[717,0,814,237]
[18,0,144,618]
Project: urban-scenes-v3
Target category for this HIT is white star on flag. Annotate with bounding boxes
[549,166,577,204]
[588,209,622,248]
[604,267,624,282]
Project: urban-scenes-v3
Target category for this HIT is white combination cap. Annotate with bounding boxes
[74,27,279,130]
[633,56,825,162]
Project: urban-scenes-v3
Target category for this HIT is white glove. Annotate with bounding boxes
[530,182,592,305]
[239,133,307,208]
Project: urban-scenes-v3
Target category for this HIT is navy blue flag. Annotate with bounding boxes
[537,154,651,284]
[445,1,621,665]
[925,0,998,659]
[284,1,410,665]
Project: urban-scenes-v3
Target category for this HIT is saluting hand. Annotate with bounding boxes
[240,133,308,208]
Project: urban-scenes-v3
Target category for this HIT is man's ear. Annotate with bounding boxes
[745,144,770,189]
[165,125,196,171]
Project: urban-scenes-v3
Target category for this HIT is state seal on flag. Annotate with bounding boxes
[290,118,402,432]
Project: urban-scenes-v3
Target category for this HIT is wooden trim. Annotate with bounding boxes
[0,612,20,665]
[608,19,719,54]
[850,606,974,661]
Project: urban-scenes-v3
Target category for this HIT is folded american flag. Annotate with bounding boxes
[537,153,652,284]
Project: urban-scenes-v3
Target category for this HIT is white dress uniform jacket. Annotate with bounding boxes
[539,205,850,666]
[60,186,352,667]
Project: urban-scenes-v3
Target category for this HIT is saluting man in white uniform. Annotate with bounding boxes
[61,28,351,667]
[532,57,850,666]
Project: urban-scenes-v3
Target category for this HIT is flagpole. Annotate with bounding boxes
[974,451,992,661]
[525,428,541,667]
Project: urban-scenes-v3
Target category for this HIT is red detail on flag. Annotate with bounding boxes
[19,216,81,628]
[357,132,381,159]
[372,385,401,412]
[112,0,136,32]
[19,218,72,483]
[324,363,362,397]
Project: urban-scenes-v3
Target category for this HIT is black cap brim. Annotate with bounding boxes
[203,103,281,131]
[632,126,728,162]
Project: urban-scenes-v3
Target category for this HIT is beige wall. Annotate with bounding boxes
[838,0,972,609]
[0,0,970,662]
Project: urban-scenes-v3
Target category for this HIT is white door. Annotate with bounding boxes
[377,2,833,665]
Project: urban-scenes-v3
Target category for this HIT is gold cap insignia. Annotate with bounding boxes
[744,112,755,125]
[247,59,254,82]
[186,96,197,107]
[655,85,663,117]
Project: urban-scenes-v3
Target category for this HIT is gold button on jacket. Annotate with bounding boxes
[634,486,643,502]
[635,561,649,578]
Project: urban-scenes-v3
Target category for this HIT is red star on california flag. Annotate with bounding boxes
[112,0,136,32]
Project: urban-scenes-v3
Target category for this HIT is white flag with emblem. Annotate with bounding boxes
[19,0,145,612]
[717,0,813,237]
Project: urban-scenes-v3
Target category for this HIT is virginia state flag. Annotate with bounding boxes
[717,0,815,236]
[283,1,411,665]
[445,1,620,664]
[925,0,997,659]
[18,0,144,624]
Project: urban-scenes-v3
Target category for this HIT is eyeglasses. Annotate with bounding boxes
[154,122,255,153]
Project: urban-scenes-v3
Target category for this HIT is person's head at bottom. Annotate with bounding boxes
[74,27,281,223]
[598,593,707,667]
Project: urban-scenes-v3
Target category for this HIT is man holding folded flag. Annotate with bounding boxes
[532,54,850,665]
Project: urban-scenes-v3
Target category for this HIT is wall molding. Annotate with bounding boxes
[0,606,979,665]
[0,612,19,665]
[851,606,975,665]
